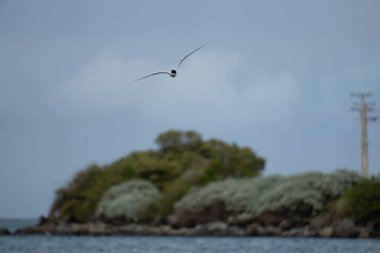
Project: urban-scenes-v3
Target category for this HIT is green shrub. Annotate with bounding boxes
[49,129,265,223]
[49,164,106,223]
[142,180,192,222]
[343,178,380,226]
[319,169,361,198]
[199,140,265,180]
[155,130,202,152]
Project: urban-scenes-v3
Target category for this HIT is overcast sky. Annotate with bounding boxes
[1,0,379,218]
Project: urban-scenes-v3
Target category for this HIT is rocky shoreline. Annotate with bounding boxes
[1,219,378,238]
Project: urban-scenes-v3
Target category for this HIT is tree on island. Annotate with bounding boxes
[48,129,265,223]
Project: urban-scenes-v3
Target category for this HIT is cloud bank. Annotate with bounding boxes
[54,49,300,132]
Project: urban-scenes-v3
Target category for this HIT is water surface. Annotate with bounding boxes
[1,235,379,253]
[1,219,379,253]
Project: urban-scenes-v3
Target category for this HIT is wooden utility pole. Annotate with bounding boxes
[351,93,377,177]
[360,95,368,177]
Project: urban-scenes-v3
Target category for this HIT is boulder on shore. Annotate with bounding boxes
[0,228,10,236]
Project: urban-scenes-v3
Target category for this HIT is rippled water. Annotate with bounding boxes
[1,220,379,253]
[1,235,380,253]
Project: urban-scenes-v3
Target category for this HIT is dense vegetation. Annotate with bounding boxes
[343,178,380,227]
[48,130,265,223]
[48,129,377,228]
[172,170,360,226]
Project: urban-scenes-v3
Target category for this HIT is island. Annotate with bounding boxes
[9,130,380,238]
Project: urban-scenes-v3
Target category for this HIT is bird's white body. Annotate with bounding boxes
[130,44,206,83]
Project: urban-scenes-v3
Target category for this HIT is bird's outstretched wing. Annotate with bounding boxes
[175,43,207,70]
[129,71,171,84]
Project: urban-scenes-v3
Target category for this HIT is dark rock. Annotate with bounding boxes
[15,222,112,236]
[264,226,282,236]
[206,222,228,235]
[310,213,333,229]
[170,227,194,236]
[358,228,372,239]
[151,217,167,226]
[57,223,88,235]
[16,224,52,235]
[288,228,304,237]
[279,227,303,237]
[319,227,334,237]
[86,222,111,235]
[226,226,245,236]
[0,228,10,236]
[193,222,229,236]
[334,219,359,238]
[170,201,231,227]
[371,228,380,238]
[280,230,290,237]
[38,216,48,226]
[279,220,291,230]
[245,223,262,236]
[255,210,309,228]
[255,212,282,226]
[228,214,254,227]
[302,226,317,237]
[192,224,208,235]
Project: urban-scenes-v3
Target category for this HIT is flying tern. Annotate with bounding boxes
[130,43,207,83]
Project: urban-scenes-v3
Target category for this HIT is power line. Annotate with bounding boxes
[351,92,378,177]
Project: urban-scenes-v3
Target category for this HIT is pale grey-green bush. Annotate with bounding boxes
[174,178,246,213]
[96,179,160,222]
[255,173,324,215]
[255,170,360,215]
[174,170,360,219]
[320,169,361,198]
[174,175,284,214]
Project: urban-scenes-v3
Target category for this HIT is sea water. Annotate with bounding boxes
[1,219,379,253]
[0,219,38,233]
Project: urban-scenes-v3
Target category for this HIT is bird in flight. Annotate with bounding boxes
[130,43,207,83]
